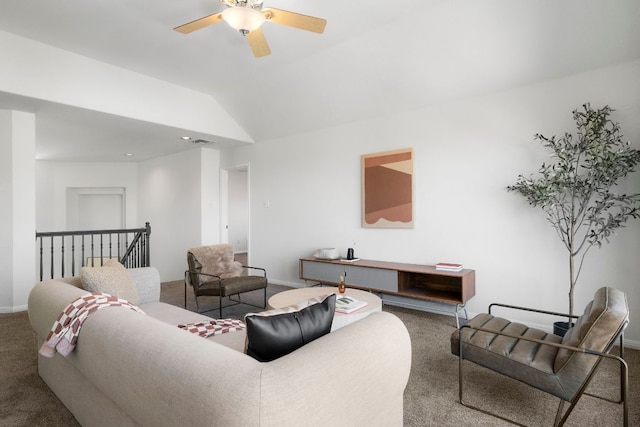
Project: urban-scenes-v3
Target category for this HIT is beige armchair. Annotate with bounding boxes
[451,287,629,426]
[185,244,267,318]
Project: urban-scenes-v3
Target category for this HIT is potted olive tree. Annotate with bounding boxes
[507,103,640,335]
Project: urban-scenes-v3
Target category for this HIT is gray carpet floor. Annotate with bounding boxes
[1,280,638,426]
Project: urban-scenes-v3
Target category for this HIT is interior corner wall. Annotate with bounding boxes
[225,60,640,344]
[0,110,35,312]
[138,148,218,281]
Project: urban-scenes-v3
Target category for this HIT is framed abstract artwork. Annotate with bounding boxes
[361,148,414,228]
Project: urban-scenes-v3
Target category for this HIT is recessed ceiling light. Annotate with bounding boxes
[181,136,192,140]
[124,153,134,157]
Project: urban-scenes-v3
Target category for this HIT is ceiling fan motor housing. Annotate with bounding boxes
[221,0,264,11]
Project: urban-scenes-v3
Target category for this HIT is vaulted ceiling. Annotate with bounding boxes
[1,0,639,161]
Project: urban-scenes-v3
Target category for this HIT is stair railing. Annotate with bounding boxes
[36,222,151,281]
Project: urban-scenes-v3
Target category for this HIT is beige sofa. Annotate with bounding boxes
[28,267,412,427]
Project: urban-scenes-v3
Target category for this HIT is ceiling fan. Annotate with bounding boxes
[173,0,327,58]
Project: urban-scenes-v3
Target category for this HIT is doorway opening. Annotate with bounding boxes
[220,165,249,264]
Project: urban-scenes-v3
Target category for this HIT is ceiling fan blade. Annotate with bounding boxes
[173,13,224,34]
[262,8,326,34]
[247,28,271,58]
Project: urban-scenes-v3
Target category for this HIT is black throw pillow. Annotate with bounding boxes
[245,294,336,362]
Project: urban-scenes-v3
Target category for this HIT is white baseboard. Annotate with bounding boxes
[0,305,28,313]
[267,278,304,288]
[625,339,640,350]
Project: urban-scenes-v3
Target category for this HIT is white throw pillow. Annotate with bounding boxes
[80,259,139,305]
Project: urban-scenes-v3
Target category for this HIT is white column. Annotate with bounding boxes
[201,147,221,244]
[0,110,36,312]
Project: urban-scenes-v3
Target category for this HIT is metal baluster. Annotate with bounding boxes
[39,236,43,281]
[61,235,65,277]
[143,234,148,266]
[117,233,122,264]
[145,222,151,267]
[71,235,76,276]
[50,237,54,279]
[125,233,129,264]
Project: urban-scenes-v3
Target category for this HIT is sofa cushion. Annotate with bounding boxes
[127,267,161,304]
[244,294,336,362]
[80,259,139,305]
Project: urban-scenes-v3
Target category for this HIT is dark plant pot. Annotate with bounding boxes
[553,321,574,337]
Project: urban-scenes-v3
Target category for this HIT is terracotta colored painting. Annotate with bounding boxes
[362,148,414,228]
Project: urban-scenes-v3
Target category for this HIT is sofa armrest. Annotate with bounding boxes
[127,267,161,304]
[258,311,412,426]
[29,280,89,339]
[29,267,160,337]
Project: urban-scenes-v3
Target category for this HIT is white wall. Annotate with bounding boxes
[0,112,13,308]
[200,148,221,245]
[225,60,640,343]
[36,162,138,232]
[138,147,221,281]
[0,111,36,312]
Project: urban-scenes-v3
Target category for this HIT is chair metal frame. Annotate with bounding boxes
[184,266,267,318]
[457,303,629,426]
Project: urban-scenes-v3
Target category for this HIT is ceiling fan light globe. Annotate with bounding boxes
[222,7,265,33]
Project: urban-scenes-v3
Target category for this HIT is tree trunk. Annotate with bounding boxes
[568,252,574,320]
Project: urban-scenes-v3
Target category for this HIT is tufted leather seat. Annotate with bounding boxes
[451,287,629,426]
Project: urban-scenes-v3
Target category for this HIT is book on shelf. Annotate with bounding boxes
[339,258,360,263]
[335,295,368,314]
[435,262,463,272]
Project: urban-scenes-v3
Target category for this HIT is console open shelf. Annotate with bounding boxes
[299,257,475,325]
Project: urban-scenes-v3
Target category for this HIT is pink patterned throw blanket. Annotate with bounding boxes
[178,319,246,338]
[39,292,144,358]
[40,293,246,358]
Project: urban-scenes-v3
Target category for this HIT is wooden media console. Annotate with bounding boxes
[299,257,475,326]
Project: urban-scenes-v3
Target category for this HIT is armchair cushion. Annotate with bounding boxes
[188,244,242,282]
[244,294,336,362]
[555,287,629,372]
[216,276,267,297]
[451,314,566,396]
